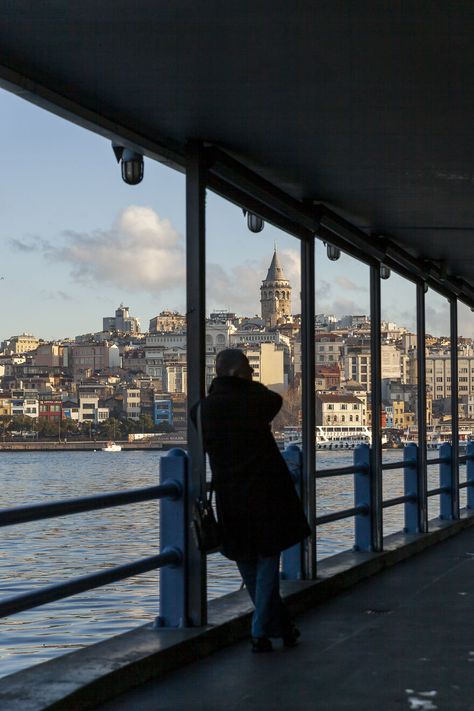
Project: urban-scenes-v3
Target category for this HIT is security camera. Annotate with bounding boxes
[112,143,144,185]
[242,208,264,233]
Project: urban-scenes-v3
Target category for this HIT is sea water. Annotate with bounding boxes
[0,448,461,677]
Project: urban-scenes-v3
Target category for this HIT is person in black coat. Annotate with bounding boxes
[194,348,310,652]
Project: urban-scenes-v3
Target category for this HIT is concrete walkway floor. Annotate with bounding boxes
[96,527,474,711]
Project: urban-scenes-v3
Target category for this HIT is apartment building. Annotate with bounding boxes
[316,394,365,426]
[123,387,141,420]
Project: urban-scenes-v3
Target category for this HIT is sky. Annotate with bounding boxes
[0,88,469,342]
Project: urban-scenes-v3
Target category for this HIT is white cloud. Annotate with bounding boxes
[44,206,185,294]
[334,276,367,292]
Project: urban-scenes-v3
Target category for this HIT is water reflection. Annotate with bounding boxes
[0,449,463,677]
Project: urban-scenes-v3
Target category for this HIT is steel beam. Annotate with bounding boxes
[206,173,313,243]
[301,237,316,578]
[370,264,383,551]
[450,297,460,518]
[186,140,207,626]
[416,282,428,532]
[207,147,318,234]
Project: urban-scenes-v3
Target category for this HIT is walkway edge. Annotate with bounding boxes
[2,512,474,711]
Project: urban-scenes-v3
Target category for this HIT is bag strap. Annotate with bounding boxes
[196,401,214,501]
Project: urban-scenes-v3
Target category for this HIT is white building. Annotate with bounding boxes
[123,388,141,420]
[146,332,187,349]
[78,395,109,423]
[163,363,187,394]
[316,393,366,426]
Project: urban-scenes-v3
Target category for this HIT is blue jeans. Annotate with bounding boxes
[237,554,290,639]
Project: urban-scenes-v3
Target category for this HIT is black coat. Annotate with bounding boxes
[193,376,310,561]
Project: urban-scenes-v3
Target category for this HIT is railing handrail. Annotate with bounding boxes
[316,504,368,526]
[0,548,181,619]
[0,481,181,528]
[315,464,368,478]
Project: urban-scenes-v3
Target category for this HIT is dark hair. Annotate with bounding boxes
[215,348,250,376]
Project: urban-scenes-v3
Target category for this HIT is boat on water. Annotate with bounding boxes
[283,425,388,450]
[102,441,122,452]
[402,426,473,450]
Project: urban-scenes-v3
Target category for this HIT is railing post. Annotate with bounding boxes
[281,445,304,580]
[353,444,372,551]
[156,448,188,628]
[466,441,474,509]
[403,443,419,534]
[370,263,383,551]
[439,442,453,520]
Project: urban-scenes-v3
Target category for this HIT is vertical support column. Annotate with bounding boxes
[300,237,316,579]
[354,444,372,551]
[186,140,207,626]
[466,441,474,509]
[157,449,187,627]
[450,298,460,519]
[416,282,428,532]
[281,445,304,580]
[370,264,383,551]
[439,442,453,520]
[403,443,419,534]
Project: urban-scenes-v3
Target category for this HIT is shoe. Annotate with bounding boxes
[282,625,301,648]
[251,637,273,653]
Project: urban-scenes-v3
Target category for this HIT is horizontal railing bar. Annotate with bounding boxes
[316,505,369,525]
[382,460,413,471]
[459,455,467,464]
[427,486,450,497]
[382,495,415,509]
[458,481,474,489]
[0,482,181,528]
[426,458,451,466]
[315,465,368,478]
[0,547,181,618]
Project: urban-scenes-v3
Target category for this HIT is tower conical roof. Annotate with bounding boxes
[264,249,288,282]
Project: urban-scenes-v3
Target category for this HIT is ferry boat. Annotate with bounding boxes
[283,426,387,450]
[402,426,473,450]
[102,441,122,452]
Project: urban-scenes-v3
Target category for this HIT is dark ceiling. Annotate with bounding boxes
[1,2,474,288]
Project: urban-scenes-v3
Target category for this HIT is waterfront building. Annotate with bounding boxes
[153,396,173,426]
[0,396,12,417]
[78,395,109,424]
[316,393,365,426]
[10,389,39,418]
[38,396,63,423]
[123,387,141,420]
[260,248,292,328]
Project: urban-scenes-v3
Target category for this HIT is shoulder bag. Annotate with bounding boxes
[191,402,222,554]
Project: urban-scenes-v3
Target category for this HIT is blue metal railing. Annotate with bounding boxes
[313,441,474,552]
[0,448,188,627]
[2,441,474,629]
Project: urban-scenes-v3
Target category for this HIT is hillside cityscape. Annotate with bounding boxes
[0,249,472,442]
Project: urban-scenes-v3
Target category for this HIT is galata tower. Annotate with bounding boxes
[260,248,292,328]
